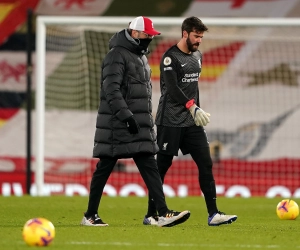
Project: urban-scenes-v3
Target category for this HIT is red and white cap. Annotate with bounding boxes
[129,16,161,36]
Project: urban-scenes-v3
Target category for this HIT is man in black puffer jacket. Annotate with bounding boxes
[81,16,190,227]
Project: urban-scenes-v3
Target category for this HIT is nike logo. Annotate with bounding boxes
[181,63,187,67]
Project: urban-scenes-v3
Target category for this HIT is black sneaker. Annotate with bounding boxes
[157,210,190,227]
[80,213,108,227]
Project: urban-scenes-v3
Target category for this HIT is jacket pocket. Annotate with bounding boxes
[113,129,134,143]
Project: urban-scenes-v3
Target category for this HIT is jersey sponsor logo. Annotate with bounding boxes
[182,72,199,83]
[185,73,199,77]
[181,63,187,67]
[164,67,172,71]
[163,57,171,66]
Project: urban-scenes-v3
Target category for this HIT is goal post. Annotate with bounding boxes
[35,16,300,196]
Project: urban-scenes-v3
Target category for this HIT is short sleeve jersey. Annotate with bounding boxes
[155,45,202,127]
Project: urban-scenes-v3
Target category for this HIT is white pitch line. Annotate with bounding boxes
[67,241,300,248]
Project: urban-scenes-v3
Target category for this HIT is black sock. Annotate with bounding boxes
[201,179,218,215]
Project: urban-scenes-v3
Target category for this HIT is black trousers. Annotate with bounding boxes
[147,125,218,216]
[86,153,168,217]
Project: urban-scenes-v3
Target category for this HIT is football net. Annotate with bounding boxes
[34,17,300,197]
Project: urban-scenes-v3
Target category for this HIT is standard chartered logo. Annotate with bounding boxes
[182,72,199,82]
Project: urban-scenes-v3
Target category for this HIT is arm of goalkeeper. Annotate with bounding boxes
[188,104,211,126]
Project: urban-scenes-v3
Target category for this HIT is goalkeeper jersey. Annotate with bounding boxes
[155,45,202,127]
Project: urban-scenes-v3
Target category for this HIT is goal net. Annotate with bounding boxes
[34,17,300,197]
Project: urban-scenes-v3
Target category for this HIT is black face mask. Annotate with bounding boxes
[134,38,153,52]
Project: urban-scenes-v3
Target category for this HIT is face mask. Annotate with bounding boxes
[134,38,153,52]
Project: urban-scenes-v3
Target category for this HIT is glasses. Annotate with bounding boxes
[138,31,154,39]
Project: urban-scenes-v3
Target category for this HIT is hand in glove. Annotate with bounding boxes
[124,116,140,134]
[189,104,210,126]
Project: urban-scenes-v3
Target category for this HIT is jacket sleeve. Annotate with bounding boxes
[102,48,133,122]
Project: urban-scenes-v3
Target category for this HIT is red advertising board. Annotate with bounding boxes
[0,156,299,197]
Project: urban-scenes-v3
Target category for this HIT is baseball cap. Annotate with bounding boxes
[129,16,161,36]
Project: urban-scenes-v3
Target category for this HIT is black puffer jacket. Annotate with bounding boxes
[93,29,159,158]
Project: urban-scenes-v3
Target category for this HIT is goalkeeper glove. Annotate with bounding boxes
[189,104,210,126]
[124,116,140,134]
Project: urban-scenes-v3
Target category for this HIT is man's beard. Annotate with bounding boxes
[186,36,199,52]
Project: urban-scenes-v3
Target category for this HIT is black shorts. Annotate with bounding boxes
[156,125,209,156]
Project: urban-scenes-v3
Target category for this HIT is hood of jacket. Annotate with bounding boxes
[109,29,149,55]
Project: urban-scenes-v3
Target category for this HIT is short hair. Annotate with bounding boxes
[181,16,208,37]
[128,22,133,35]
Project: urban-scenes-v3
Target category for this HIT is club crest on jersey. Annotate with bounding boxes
[163,57,171,66]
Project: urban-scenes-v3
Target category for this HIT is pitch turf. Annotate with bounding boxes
[0,196,299,249]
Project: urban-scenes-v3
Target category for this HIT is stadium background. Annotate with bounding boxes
[1,0,300,197]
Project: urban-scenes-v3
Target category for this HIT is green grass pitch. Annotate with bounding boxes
[0,196,299,249]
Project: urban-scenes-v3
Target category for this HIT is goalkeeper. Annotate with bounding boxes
[143,16,237,226]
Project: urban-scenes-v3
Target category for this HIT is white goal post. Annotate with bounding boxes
[35,16,300,196]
